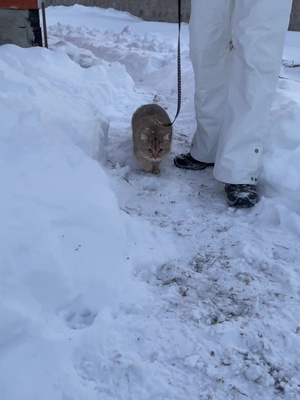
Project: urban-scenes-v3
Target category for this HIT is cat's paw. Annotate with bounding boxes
[151,161,161,175]
[151,167,160,175]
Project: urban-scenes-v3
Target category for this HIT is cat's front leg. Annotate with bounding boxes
[151,162,160,175]
[138,157,153,173]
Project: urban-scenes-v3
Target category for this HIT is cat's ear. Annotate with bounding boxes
[163,132,170,141]
[140,133,148,141]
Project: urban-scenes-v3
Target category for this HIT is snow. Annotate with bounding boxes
[0,5,300,399]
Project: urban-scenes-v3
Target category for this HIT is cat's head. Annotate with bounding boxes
[138,127,171,161]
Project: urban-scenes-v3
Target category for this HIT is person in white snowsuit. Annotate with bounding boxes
[174,0,293,207]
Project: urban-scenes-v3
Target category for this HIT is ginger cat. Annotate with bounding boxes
[132,104,172,174]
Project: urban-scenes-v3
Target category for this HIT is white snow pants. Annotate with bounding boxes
[189,0,292,184]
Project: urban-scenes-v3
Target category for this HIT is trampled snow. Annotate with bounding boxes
[0,5,299,400]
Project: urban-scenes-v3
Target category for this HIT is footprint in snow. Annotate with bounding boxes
[62,297,98,330]
[65,308,97,330]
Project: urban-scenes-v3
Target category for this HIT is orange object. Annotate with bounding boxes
[0,0,40,9]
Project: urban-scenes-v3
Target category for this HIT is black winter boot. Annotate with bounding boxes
[174,153,214,170]
[225,184,257,208]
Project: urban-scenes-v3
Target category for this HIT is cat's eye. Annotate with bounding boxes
[147,149,153,153]
[158,148,163,153]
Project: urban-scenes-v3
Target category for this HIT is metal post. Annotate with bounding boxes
[41,2,48,48]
